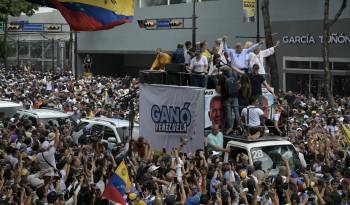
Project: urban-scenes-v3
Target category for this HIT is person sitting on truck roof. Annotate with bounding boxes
[241,96,265,140]
[207,124,230,153]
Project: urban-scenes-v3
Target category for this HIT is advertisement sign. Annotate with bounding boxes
[205,90,225,129]
[243,0,256,23]
[140,84,204,152]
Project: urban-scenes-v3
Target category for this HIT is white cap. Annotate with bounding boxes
[148,165,160,173]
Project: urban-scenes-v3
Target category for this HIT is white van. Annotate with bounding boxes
[224,136,300,175]
[72,117,139,149]
[0,101,23,119]
[17,108,72,126]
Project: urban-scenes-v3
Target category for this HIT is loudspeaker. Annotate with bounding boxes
[139,70,165,84]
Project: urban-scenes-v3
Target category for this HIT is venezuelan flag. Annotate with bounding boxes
[116,160,132,190]
[26,0,134,31]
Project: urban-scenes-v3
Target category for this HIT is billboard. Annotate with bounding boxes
[140,84,205,152]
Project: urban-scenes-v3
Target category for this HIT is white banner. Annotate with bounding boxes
[140,84,205,153]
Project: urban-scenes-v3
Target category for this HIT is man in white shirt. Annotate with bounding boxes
[223,36,263,73]
[37,129,60,177]
[241,96,264,139]
[247,41,280,75]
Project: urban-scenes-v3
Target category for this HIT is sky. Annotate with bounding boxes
[35,7,56,13]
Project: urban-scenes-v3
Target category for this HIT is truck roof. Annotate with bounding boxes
[81,117,140,128]
[18,109,71,119]
[226,135,293,150]
[0,101,22,108]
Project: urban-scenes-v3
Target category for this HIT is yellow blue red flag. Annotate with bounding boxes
[27,0,134,31]
[115,160,132,190]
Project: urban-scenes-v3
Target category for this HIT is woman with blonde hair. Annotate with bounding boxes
[243,41,253,49]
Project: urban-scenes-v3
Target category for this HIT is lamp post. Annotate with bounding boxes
[74,32,78,79]
[51,38,54,71]
[192,0,197,46]
[256,0,260,43]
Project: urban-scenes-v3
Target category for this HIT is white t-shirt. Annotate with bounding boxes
[190,56,208,73]
[241,106,264,127]
[324,125,338,136]
[37,147,56,176]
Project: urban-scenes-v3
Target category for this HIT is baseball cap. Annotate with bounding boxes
[47,132,55,141]
[128,193,137,201]
[148,165,160,173]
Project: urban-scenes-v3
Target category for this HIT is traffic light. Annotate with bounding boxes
[46,24,61,32]
[7,24,21,31]
[170,20,182,27]
[169,20,183,28]
[145,20,156,28]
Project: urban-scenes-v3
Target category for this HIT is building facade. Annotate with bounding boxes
[4,11,72,72]
[77,0,350,95]
[3,0,350,96]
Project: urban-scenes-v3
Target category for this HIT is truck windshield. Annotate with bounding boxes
[250,145,299,172]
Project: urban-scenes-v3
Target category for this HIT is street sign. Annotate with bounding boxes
[156,19,170,29]
[140,17,191,30]
[23,23,43,32]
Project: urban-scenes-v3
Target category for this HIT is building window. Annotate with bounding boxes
[6,41,17,58]
[310,61,323,70]
[30,41,42,59]
[285,60,309,69]
[333,62,350,70]
[18,41,29,58]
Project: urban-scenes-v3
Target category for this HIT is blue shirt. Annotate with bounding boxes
[207,132,224,148]
[185,192,202,205]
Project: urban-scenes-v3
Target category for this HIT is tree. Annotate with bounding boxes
[0,0,38,68]
[260,0,279,90]
[322,0,347,106]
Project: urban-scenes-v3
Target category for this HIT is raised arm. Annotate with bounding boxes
[262,80,275,96]
[245,41,264,53]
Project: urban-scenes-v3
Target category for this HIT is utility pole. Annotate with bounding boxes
[52,38,54,71]
[74,32,78,79]
[256,0,260,43]
[17,38,19,68]
[192,0,197,46]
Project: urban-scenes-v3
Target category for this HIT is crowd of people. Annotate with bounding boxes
[151,36,279,138]
[1,45,350,205]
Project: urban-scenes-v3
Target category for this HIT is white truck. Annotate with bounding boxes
[224,136,301,175]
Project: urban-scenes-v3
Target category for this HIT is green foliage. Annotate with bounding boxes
[0,0,38,20]
[0,0,38,65]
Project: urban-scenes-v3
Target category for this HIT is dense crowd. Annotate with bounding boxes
[1,44,350,205]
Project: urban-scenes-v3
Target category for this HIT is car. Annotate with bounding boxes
[224,136,301,175]
[72,117,139,149]
[0,100,23,119]
[17,108,72,127]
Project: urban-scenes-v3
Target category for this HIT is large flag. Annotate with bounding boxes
[341,123,350,146]
[26,0,134,31]
[101,185,126,205]
[115,160,132,190]
[109,173,127,195]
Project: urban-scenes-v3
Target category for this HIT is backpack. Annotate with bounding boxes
[225,74,239,97]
